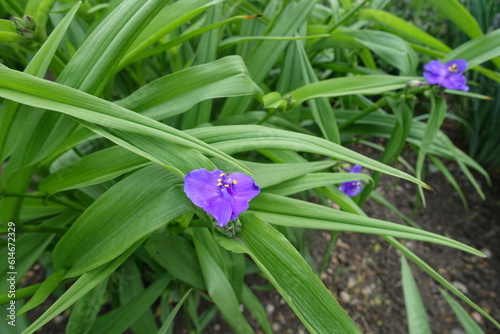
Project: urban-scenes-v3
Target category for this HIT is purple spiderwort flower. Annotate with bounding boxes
[339,165,363,197]
[423,59,469,91]
[184,168,260,227]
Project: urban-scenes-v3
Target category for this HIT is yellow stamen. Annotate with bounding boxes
[233,180,237,185]
[220,173,225,177]
[448,64,458,73]
[224,184,229,187]
[217,182,222,186]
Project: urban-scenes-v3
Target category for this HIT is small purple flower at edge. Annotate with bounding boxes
[423,59,469,92]
[339,165,363,197]
[184,168,260,227]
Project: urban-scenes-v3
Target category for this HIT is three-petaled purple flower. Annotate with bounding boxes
[339,165,363,197]
[423,59,469,91]
[184,168,260,227]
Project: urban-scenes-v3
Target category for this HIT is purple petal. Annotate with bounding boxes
[204,191,234,227]
[445,59,467,74]
[423,60,447,85]
[229,173,261,202]
[442,74,469,91]
[349,165,362,173]
[340,181,363,197]
[184,169,222,209]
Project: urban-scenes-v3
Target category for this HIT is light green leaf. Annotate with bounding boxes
[289,75,420,106]
[401,256,431,334]
[117,56,262,120]
[217,213,361,334]
[40,145,150,194]
[440,289,485,334]
[52,165,192,277]
[0,67,251,174]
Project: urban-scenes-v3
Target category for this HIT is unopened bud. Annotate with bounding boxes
[406,80,422,88]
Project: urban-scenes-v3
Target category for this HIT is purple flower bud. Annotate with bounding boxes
[423,59,469,92]
[339,165,363,197]
[184,168,260,227]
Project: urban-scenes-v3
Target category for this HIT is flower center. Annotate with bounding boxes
[350,181,362,190]
[216,173,237,194]
[448,63,458,73]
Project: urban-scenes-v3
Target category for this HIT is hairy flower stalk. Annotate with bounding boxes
[339,165,363,197]
[184,168,260,227]
[423,59,469,91]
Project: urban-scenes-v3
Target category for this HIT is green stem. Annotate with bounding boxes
[338,86,429,130]
[0,283,42,305]
[256,109,276,125]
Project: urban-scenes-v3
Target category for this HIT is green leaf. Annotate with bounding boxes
[0,1,80,162]
[289,75,420,106]
[192,228,253,333]
[358,9,451,52]
[117,56,262,120]
[385,237,499,330]
[425,0,483,39]
[52,165,192,277]
[241,284,273,334]
[40,145,150,195]
[157,289,192,334]
[440,289,485,334]
[21,239,143,334]
[264,172,371,195]
[144,232,205,290]
[188,125,430,189]
[443,29,500,69]
[221,0,317,116]
[327,30,419,75]
[401,256,431,334]
[118,0,223,69]
[250,193,483,255]
[18,268,67,315]
[90,275,171,334]
[296,39,340,143]
[213,159,335,189]
[0,212,75,291]
[217,213,361,334]
[416,94,446,206]
[0,67,251,175]
[66,279,109,334]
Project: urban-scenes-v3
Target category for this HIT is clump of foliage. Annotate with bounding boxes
[0,0,499,333]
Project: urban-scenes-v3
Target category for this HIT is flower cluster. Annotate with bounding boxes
[184,168,260,227]
[339,165,363,197]
[423,59,469,91]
